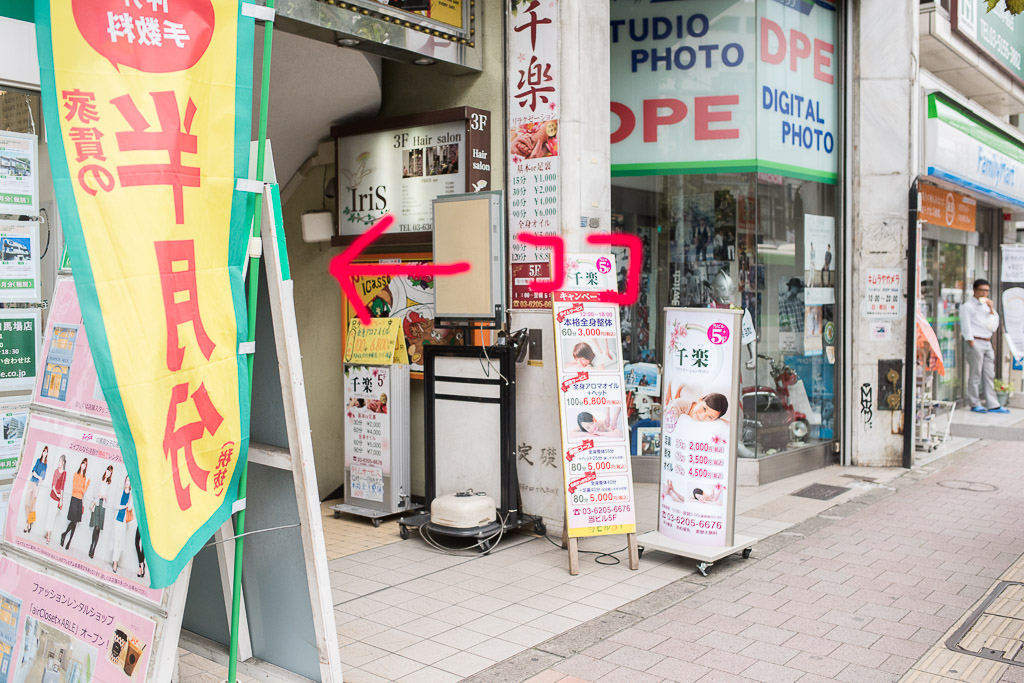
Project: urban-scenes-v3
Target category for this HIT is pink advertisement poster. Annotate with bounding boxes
[0,556,154,682]
[5,414,162,605]
[32,278,110,422]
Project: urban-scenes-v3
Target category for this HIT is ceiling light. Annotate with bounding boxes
[336,38,360,48]
[413,57,436,66]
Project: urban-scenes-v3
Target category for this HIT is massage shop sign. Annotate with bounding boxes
[553,254,637,539]
[659,308,742,547]
[610,0,838,183]
[35,0,257,588]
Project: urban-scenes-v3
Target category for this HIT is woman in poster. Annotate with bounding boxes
[135,528,146,578]
[59,458,90,550]
[111,475,132,573]
[43,455,66,545]
[663,385,729,432]
[87,465,114,559]
[568,339,616,370]
[663,480,725,505]
[571,407,624,438]
[22,446,48,533]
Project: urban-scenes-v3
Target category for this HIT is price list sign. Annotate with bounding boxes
[553,254,636,538]
[865,268,903,319]
[659,308,742,547]
[343,365,391,503]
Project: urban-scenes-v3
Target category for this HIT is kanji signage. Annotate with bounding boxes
[0,310,39,393]
[865,268,903,319]
[919,184,976,232]
[36,0,257,588]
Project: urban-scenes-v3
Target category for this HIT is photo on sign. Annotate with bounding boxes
[0,153,30,179]
[804,215,835,287]
[4,415,162,604]
[2,414,24,442]
[805,306,824,355]
[510,120,559,161]
[566,406,625,441]
[712,190,736,262]
[108,622,148,678]
[624,362,660,396]
[0,237,29,262]
[426,144,459,176]
[561,337,618,372]
[15,615,98,683]
[401,148,423,178]
[637,426,661,456]
[33,280,109,421]
[0,588,20,679]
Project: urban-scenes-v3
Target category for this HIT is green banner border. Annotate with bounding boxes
[35,1,256,590]
[927,92,1024,164]
[612,159,837,185]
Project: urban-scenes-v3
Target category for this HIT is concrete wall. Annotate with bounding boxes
[849,0,919,466]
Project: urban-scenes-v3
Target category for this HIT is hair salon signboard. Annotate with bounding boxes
[658,308,742,547]
[332,108,492,245]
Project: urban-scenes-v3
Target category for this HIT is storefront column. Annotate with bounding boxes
[511,0,612,526]
[849,0,919,466]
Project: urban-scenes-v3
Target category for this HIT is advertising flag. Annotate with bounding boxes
[35,0,256,588]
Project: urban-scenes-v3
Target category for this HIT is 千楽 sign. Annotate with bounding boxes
[0,131,39,216]
[0,310,39,393]
[658,308,742,547]
[553,254,637,539]
[333,108,491,242]
[610,0,838,184]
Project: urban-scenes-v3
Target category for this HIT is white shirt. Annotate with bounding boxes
[961,296,1000,341]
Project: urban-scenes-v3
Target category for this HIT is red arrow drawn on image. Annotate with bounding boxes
[329,214,471,324]
[564,439,594,462]
[561,371,588,392]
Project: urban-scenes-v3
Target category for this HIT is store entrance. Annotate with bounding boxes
[920,238,966,401]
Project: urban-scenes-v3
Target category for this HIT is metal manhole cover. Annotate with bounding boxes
[938,480,999,492]
[947,581,1024,667]
[790,484,849,500]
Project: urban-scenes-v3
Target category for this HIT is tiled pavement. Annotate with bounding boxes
[468,437,1024,683]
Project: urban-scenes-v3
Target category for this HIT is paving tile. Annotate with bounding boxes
[433,651,495,678]
[739,661,804,683]
[396,666,463,683]
[692,648,757,674]
[739,640,800,666]
[608,626,669,650]
[428,626,491,650]
[646,656,713,682]
[595,667,664,683]
[823,625,881,648]
[359,653,424,680]
[553,654,619,680]
[503,624,558,648]
[397,639,461,666]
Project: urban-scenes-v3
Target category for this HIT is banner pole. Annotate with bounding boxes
[230,3,274,681]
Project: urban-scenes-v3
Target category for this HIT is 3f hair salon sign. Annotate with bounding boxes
[332,108,492,243]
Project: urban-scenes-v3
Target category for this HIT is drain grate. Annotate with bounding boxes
[790,483,849,500]
[947,581,1024,667]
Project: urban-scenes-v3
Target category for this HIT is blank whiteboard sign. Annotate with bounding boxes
[433,192,504,319]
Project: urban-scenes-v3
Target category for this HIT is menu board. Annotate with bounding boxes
[659,308,741,547]
[344,365,392,503]
[553,254,636,538]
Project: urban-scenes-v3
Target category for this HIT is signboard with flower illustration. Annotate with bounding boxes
[659,308,742,547]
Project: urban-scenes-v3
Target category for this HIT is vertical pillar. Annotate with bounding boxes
[508,0,611,525]
[849,0,919,466]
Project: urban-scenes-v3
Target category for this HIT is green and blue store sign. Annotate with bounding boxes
[925,93,1024,209]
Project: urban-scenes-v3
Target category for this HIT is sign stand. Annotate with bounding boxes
[551,254,640,576]
[636,307,754,576]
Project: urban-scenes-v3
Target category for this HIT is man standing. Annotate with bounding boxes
[962,279,1010,413]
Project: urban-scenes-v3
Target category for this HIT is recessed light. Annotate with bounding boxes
[336,38,360,47]
[413,57,436,66]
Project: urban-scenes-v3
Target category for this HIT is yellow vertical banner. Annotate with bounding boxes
[36,0,256,588]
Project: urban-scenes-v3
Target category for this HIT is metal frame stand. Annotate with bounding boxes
[398,344,542,552]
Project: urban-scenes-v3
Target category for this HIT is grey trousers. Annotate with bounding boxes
[966,339,998,409]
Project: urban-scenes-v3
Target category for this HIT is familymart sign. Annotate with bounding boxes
[924,93,1024,208]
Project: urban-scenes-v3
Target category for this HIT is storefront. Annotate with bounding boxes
[609,0,844,483]
[913,87,1024,439]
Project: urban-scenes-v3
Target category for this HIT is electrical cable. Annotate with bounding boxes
[520,512,628,566]
[418,510,508,557]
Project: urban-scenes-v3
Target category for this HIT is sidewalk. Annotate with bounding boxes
[473,437,1024,683]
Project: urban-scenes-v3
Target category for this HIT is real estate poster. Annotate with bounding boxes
[0,556,155,681]
[4,414,162,604]
[553,254,636,539]
[0,221,40,303]
[0,131,38,217]
[31,279,110,422]
[0,311,40,394]
[659,308,741,547]
[0,401,28,479]
[343,365,391,503]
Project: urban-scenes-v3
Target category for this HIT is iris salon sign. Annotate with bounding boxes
[610,0,838,184]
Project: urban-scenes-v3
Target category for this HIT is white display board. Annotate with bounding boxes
[552,254,637,541]
[0,220,41,302]
[0,130,39,217]
[1002,244,1024,283]
[658,308,742,548]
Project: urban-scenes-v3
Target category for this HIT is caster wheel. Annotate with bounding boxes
[696,563,709,577]
[333,511,340,519]
[743,548,752,559]
[638,546,645,559]
[534,520,547,536]
[479,539,493,553]
[399,525,410,540]
[372,518,381,528]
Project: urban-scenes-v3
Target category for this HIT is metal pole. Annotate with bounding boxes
[229,3,274,681]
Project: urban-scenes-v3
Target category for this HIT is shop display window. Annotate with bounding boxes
[612,174,840,459]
